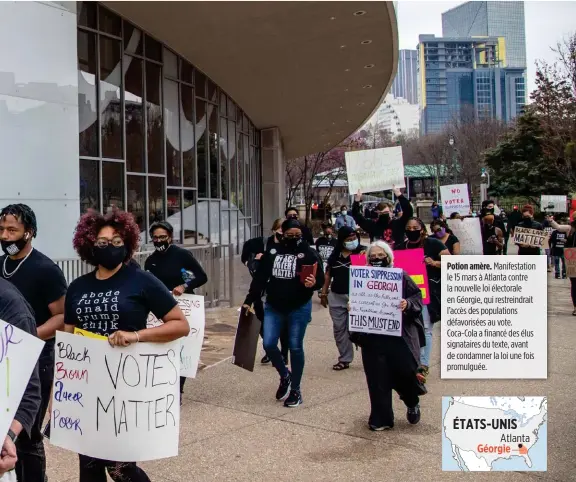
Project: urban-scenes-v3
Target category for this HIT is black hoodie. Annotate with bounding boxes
[244,240,324,312]
[351,194,413,247]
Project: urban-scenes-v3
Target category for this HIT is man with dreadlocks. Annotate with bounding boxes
[0,204,68,482]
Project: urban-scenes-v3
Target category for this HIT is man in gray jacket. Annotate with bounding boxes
[0,278,41,478]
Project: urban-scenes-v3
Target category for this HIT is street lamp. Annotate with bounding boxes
[480,167,490,203]
[448,135,457,183]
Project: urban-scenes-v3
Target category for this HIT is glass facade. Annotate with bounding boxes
[391,50,418,105]
[77,2,262,250]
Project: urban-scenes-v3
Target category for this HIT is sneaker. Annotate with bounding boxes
[261,355,271,364]
[275,373,291,400]
[284,389,302,408]
[407,405,421,425]
[369,424,393,431]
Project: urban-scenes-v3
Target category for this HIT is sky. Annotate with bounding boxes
[396,1,576,96]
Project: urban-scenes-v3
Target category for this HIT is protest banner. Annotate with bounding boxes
[447,218,483,254]
[564,248,576,277]
[147,294,205,378]
[513,226,549,249]
[0,320,44,440]
[350,253,367,266]
[440,183,470,216]
[348,266,403,336]
[541,195,567,213]
[393,248,430,305]
[50,332,180,462]
[345,146,405,194]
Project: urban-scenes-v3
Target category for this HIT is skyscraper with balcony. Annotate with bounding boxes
[442,1,527,69]
[391,49,419,104]
[418,35,526,135]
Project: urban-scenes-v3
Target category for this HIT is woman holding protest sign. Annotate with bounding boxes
[145,220,207,399]
[549,218,576,315]
[320,226,367,370]
[350,240,425,430]
[243,219,324,408]
[64,209,190,481]
[396,217,450,384]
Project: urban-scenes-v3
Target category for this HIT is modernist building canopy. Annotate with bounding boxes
[104,1,398,159]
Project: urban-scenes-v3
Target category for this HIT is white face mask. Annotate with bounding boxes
[341,210,348,216]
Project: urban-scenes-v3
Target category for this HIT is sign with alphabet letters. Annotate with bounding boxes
[512,227,549,249]
[440,183,470,216]
[0,319,44,441]
[447,218,483,255]
[348,266,403,336]
[147,294,205,378]
[50,332,180,462]
[564,248,576,277]
[345,146,406,194]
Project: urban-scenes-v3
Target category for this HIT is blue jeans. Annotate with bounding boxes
[263,300,312,391]
[420,306,433,367]
[554,255,566,277]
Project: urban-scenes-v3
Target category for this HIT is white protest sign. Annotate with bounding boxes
[0,320,44,440]
[440,183,470,216]
[147,294,205,378]
[348,266,403,336]
[345,146,406,194]
[513,227,548,249]
[447,218,483,255]
[50,332,180,462]
[541,195,567,212]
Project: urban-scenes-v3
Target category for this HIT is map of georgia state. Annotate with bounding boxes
[443,397,547,471]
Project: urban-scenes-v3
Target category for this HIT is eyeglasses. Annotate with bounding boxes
[152,235,170,242]
[95,237,124,248]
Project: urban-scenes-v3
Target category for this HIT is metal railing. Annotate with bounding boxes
[55,243,236,308]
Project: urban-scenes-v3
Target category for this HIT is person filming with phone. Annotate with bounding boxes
[480,209,504,255]
[243,219,324,408]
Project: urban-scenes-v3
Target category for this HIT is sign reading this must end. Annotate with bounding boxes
[345,146,406,194]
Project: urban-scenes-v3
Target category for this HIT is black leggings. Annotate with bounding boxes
[79,455,151,482]
[570,278,576,307]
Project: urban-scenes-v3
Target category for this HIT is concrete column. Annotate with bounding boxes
[260,127,285,232]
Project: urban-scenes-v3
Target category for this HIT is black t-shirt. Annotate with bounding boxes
[396,237,446,281]
[326,245,367,295]
[0,249,67,361]
[443,233,460,254]
[64,265,177,337]
[315,236,338,263]
[144,244,208,294]
[550,230,567,256]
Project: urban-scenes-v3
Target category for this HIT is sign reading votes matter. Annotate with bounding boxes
[348,266,403,336]
[50,332,180,462]
[513,227,549,249]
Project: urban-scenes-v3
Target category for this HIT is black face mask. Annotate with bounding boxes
[522,215,532,221]
[369,258,389,267]
[1,235,29,256]
[378,213,391,224]
[153,241,170,252]
[94,245,127,270]
[275,232,282,242]
[283,238,301,250]
[406,230,421,242]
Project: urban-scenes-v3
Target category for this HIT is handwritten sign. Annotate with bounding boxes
[541,195,567,212]
[50,332,180,462]
[147,294,205,378]
[513,227,548,249]
[348,266,403,336]
[564,248,576,278]
[393,249,430,305]
[447,218,483,255]
[440,183,470,216]
[345,146,406,194]
[0,320,44,440]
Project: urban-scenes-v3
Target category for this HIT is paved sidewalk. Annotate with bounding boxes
[46,265,575,481]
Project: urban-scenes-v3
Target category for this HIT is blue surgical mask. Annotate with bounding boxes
[344,239,359,250]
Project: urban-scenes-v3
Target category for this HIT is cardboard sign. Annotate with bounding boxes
[345,146,405,194]
[393,248,430,305]
[50,332,180,462]
[0,320,45,440]
[348,266,403,336]
[513,227,548,249]
[541,195,567,213]
[440,183,470,216]
[232,309,262,372]
[147,294,205,378]
[563,248,576,278]
[447,218,483,255]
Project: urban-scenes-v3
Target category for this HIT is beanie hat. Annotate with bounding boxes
[522,204,534,215]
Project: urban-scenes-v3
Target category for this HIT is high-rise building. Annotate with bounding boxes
[391,50,419,104]
[442,1,527,69]
[418,35,526,136]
